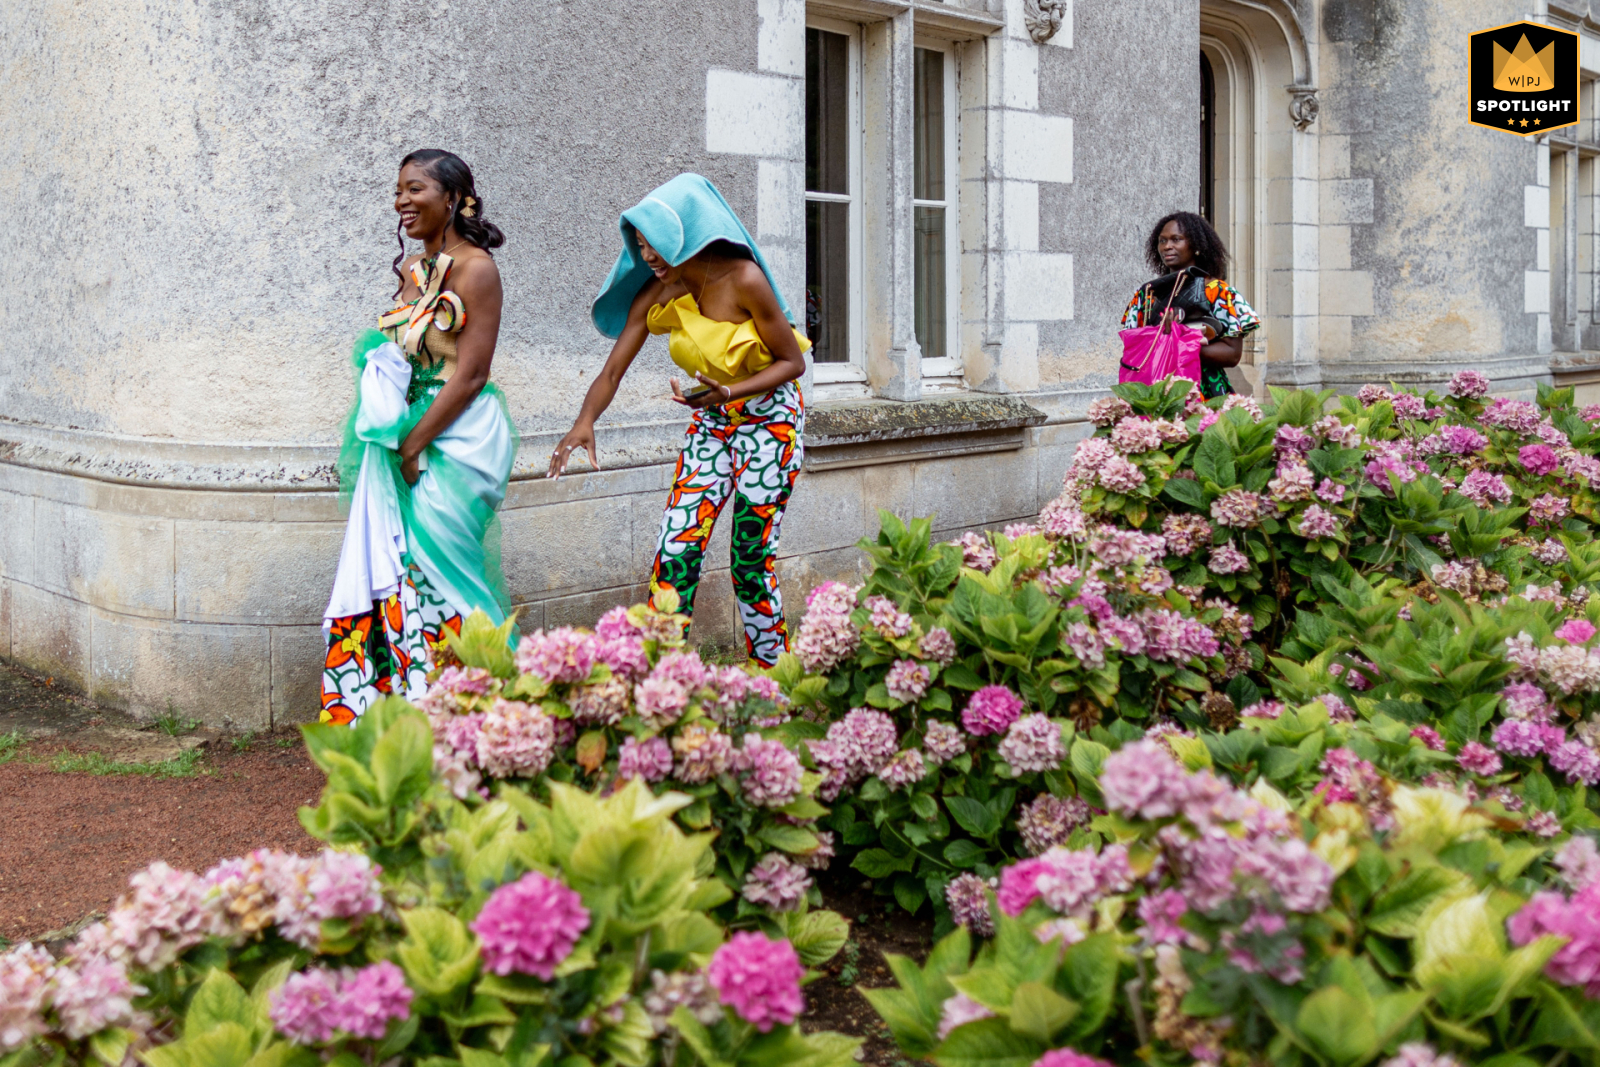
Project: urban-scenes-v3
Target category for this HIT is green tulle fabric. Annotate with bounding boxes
[336,329,519,628]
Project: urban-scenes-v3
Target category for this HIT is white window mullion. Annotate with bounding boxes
[805,17,867,388]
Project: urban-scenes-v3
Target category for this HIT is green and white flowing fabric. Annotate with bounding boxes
[321,329,516,721]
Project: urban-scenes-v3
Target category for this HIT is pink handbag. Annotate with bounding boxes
[1119,282,1205,387]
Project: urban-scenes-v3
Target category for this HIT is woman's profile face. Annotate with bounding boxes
[395,163,453,241]
[637,234,683,284]
[1158,221,1195,270]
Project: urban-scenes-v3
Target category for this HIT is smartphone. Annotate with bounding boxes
[682,385,714,402]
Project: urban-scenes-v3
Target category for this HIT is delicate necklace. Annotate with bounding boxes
[426,238,470,262]
[696,262,731,306]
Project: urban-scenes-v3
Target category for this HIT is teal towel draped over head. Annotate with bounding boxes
[590,173,796,339]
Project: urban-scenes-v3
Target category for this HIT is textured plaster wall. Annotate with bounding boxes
[1,0,763,448]
[1322,0,1536,365]
[1035,0,1200,390]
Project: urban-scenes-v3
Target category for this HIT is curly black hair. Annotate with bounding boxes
[1144,211,1229,278]
[393,149,506,294]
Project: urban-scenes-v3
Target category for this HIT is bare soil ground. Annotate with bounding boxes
[0,664,934,1063]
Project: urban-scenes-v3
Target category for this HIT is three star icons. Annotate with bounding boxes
[1506,117,1543,127]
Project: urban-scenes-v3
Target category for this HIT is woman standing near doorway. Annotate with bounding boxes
[321,149,518,725]
[1122,211,1260,399]
[547,173,810,666]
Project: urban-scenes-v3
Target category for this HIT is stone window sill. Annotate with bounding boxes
[803,393,1046,472]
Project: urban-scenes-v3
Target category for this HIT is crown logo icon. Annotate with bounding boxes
[1493,34,1557,92]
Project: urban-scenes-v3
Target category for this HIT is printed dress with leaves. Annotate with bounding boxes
[321,253,519,725]
[1121,277,1260,399]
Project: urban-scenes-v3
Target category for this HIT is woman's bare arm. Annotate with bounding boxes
[397,255,503,484]
[547,279,665,478]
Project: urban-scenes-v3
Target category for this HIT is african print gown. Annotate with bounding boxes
[321,254,517,725]
[1121,277,1260,399]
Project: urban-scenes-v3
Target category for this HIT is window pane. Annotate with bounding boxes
[806,200,850,363]
[914,205,946,361]
[914,48,944,202]
[806,29,850,195]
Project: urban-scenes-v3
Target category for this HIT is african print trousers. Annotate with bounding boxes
[651,381,804,666]
[320,564,462,725]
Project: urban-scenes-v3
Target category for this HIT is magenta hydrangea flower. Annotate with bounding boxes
[735,733,804,808]
[741,853,812,912]
[515,627,598,684]
[1456,741,1502,776]
[1558,620,1598,645]
[1410,725,1446,751]
[885,659,932,703]
[336,961,414,1040]
[1033,1051,1114,1067]
[998,714,1066,773]
[617,735,674,783]
[270,967,343,1045]
[1520,444,1561,476]
[1552,740,1600,785]
[997,857,1054,917]
[962,685,1024,736]
[1493,719,1564,758]
[472,872,590,980]
[708,932,805,1032]
[1136,889,1189,945]
[945,873,995,936]
[1509,882,1600,996]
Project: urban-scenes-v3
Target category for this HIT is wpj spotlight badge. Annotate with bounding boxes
[1471,20,1580,135]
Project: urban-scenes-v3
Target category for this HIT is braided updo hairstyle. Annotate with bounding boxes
[393,149,506,293]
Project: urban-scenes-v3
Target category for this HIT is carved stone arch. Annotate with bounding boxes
[1200,0,1321,392]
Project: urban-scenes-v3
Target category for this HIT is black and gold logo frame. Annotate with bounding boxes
[1470,20,1580,136]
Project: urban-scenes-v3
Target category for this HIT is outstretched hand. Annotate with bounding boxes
[672,373,732,410]
[548,425,600,480]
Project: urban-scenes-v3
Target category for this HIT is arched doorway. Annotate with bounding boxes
[1198,0,1316,391]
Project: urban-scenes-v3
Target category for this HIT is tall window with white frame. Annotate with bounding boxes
[913,43,960,385]
[805,24,861,379]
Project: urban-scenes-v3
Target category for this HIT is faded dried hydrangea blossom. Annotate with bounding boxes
[1161,513,1213,555]
[476,699,556,779]
[1210,489,1264,528]
[945,873,996,936]
[1017,793,1091,855]
[954,531,1000,572]
[1086,395,1134,427]
[885,659,932,703]
[866,595,913,638]
[644,969,723,1034]
[741,853,812,912]
[1208,542,1250,575]
[671,722,734,783]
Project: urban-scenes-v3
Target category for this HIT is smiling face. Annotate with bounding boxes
[394,162,454,242]
[1158,220,1195,270]
[636,233,684,285]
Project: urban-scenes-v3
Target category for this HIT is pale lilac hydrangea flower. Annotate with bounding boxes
[937,992,995,1040]
[962,685,1024,736]
[1018,794,1091,855]
[866,595,913,638]
[634,676,690,731]
[1111,417,1164,454]
[821,708,899,777]
[1528,810,1564,837]
[1482,397,1542,434]
[672,722,734,783]
[922,720,966,764]
[878,749,927,791]
[1493,719,1564,758]
[617,736,674,783]
[741,853,812,912]
[1315,478,1347,504]
[794,581,861,674]
[476,699,556,779]
[1297,505,1340,539]
[955,531,1000,572]
[707,933,805,1032]
[1533,539,1570,565]
[1099,741,1185,820]
[1551,740,1600,785]
[919,627,957,665]
[1556,836,1600,890]
[1208,542,1250,575]
[885,659,932,703]
[472,872,590,980]
[1098,455,1147,493]
[0,945,54,1050]
[1531,493,1572,526]
[945,874,995,936]
[999,715,1064,773]
[51,956,143,1040]
[1086,395,1133,427]
[1211,489,1265,528]
[1450,369,1490,398]
[1459,470,1513,505]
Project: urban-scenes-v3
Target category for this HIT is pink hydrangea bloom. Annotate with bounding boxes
[1099,741,1185,820]
[476,699,556,779]
[515,627,598,684]
[51,956,143,1040]
[794,581,861,674]
[1018,794,1091,855]
[708,933,805,1032]
[472,872,590,980]
[1456,741,1502,776]
[1211,489,1265,528]
[919,627,958,664]
[1297,505,1340,539]
[955,532,1000,572]
[595,605,642,641]
[945,873,995,936]
[1086,395,1133,427]
[1509,882,1600,995]
[1450,370,1490,398]
[1482,397,1543,434]
[0,944,54,1051]
[735,733,804,808]
[741,853,812,912]
[821,708,899,777]
[1557,836,1600,890]
[1034,1052,1114,1067]
[1242,700,1285,720]
[1531,493,1572,526]
[1492,719,1565,758]
[617,736,674,783]
[1409,725,1446,751]
[878,749,928,791]
[634,676,690,731]
[1559,620,1598,645]
[1528,810,1563,837]
[337,961,414,1040]
[1314,478,1347,504]
[1208,542,1250,575]
[937,992,995,1040]
[962,685,1025,736]
[997,857,1054,917]
[922,720,966,764]
[1520,444,1561,476]
[1137,889,1189,945]
[671,722,734,783]
[1459,470,1513,506]
[998,714,1065,773]
[1552,740,1600,785]
[885,659,932,703]
[270,967,343,1044]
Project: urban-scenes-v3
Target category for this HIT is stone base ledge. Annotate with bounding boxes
[803,394,1047,472]
[1262,355,1555,394]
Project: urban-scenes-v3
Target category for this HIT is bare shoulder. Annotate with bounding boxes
[630,275,672,314]
[449,249,501,294]
[731,258,776,304]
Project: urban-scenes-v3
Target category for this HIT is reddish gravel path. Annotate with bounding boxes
[0,742,323,944]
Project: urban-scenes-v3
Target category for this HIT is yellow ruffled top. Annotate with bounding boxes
[645,293,812,387]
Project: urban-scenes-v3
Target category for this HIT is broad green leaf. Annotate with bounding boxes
[785,909,851,966]
[852,848,915,879]
[397,907,482,998]
[1366,865,1469,937]
[1295,986,1378,1067]
[933,1016,1045,1067]
[1007,981,1078,1044]
[186,969,256,1036]
[945,796,1001,838]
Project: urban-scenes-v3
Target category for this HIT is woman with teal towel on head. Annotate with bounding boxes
[320,150,519,726]
[549,174,810,666]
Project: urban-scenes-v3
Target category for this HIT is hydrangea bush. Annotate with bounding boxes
[421,596,844,926]
[0,700,859,1067]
